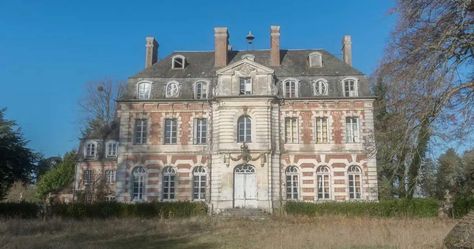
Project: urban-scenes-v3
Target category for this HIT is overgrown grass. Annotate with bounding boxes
[285,198,439,217]
[0,216,456,249]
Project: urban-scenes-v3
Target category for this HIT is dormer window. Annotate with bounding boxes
[137,81,152,100]
[84,141,97,158]
[313,79,328,96]
[172,55,185,69]
[194,81,209,99]
[106,140,118,157]
[165,81,180,98]
[309,52,322,68]
[239,77,252,95]
[283,79,298,98]
[342,78,358,97]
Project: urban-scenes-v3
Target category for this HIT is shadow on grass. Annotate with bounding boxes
[92,234,217,249]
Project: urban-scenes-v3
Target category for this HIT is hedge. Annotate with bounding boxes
[0,201,207,219]
[453,196,474,218]
[285,198,440,218]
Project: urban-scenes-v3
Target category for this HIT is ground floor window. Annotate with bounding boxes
[348,165,362,199]
[192,166,206,200]
[286,166,299,200]
[316,166,331,200]
[132,166,146,201]
[163,166,176,200]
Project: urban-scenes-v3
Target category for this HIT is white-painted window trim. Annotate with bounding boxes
[342,77,358,97]
[171,55,185,69]
[165,81,180,98]
[312,78,328,96]
[192,166,206,201]
[285,117,299,144]
[315,117,329,144]
[316,166,331,200]
[134,119,148,144]
[309,52,323,68]
[137,81,152,100]
[285,166,300,200]
[239,77,252,95]
[283,78,299,98]
[345,117,360,143]
[105,140,118,157]
[237,115,252,143]
[194,118,207,145]
[194,80,209,99]
[348,165,362,200]
[84,141,97,159]
[162,166,177,201]
[132,166,147,201]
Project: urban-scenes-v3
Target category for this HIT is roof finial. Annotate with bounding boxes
[246,31,255,51]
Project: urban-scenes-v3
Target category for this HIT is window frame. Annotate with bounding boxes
[162,166,177,201]
[194,80,209,100]
[237,115,252,143]
[348,165,362,200]
[132,166,146,201]
[342,77,358,97]
[84,141,97,159]
[137,81,152,100]
[83,169,93,185]
[164,118,178,144]
[171,55,185,69]
[285,117,299,144]
[285,166,300,200]
[316,166,331,200]
[194,118,207,145]
[105,140,118,157]
[134,119,148,145]
[239,77,252,95]
[105,169,116,184]
[165,81,180,98]
[315,117,329,144]
[345,117,360,143]
[309,52,323,68]
[192,166,206,201]
[283,78,298,98]
[312,79,328,96]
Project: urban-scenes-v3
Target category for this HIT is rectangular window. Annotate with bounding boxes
[134,119,148,144]
[349,174,361,199]
[345,117,359,143]
[85,143,96,158]
[193,175,206,200]
[344,80,358,97]
[106,142,118,157]
[105,170,116,184]
[83,169,93,185]
[194,118,207,144]
[286,175,299,200]
[315,117,329,143]
[285,117,298,143]
[239,77,252,95]
[164,118,177,144]
[163,175,175,200]
[285,80,297,97]
[317,174,330,199]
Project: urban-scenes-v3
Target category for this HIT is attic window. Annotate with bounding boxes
[172,55,185,69]
[309,52,322,68]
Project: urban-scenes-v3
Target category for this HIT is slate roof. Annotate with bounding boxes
[131,49,365,79]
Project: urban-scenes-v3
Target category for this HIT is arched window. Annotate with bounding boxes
[283,79,298,98]
[286,166,299,200]
[162,166,176,200]
[309,52,322,68]
[137,81,152,100]
[316,166,331,200]
[132,166,146,201]
[165,81,180,98]
[172,55,185,69]
[313,79,328,96]
[237,115,251,143]
[348,165,362,199]
[194,81,208,99]
[342,78,358,97]
[192,166,206,200]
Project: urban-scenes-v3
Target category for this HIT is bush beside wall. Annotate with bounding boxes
[285,199,440,218]
[453,196,474,218]
[0,201,207,219]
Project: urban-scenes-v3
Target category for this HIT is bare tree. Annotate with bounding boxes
[375,0,474,198]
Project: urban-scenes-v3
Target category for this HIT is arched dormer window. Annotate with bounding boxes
[237,115,251,143]
[283,78,298,98]
[194,81,209,99]
[165,81,180,98]
[313,79,328,96]
[172,55,185,69]
[309,52,322,68]
[137,81,152,100]
[342,77,358,97]
[285,166,299,200]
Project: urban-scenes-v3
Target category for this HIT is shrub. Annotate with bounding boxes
[0,202,40,218]
[452,196,474,218]
[285,198,439,218]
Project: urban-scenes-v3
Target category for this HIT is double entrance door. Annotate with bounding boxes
[234,164,257,208]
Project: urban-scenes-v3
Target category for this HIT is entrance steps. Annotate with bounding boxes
[218,208,269,219]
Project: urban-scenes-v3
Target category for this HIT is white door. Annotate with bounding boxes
[234,164,257,208]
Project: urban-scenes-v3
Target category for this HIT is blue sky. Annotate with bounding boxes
[0,0,397,157]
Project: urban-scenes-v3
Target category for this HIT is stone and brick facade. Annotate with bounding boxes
[74,26,378,213]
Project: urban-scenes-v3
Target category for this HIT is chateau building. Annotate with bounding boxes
[74,26,378,212]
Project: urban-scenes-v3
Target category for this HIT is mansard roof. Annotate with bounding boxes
[131,49,364,79]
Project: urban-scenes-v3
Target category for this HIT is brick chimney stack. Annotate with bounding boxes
[342,35,352,66]
[214,27,229,67]
[145,37,158,69]
[270,25,281,67]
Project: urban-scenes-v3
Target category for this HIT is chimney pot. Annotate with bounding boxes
[214,27,229,67]
[342,35,352,66]
[145,37,158,69]
[270,25,281,67]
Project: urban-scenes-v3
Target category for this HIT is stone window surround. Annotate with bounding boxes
[171,55,186,69]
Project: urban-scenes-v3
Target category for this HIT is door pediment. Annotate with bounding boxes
[216,58,274,76]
